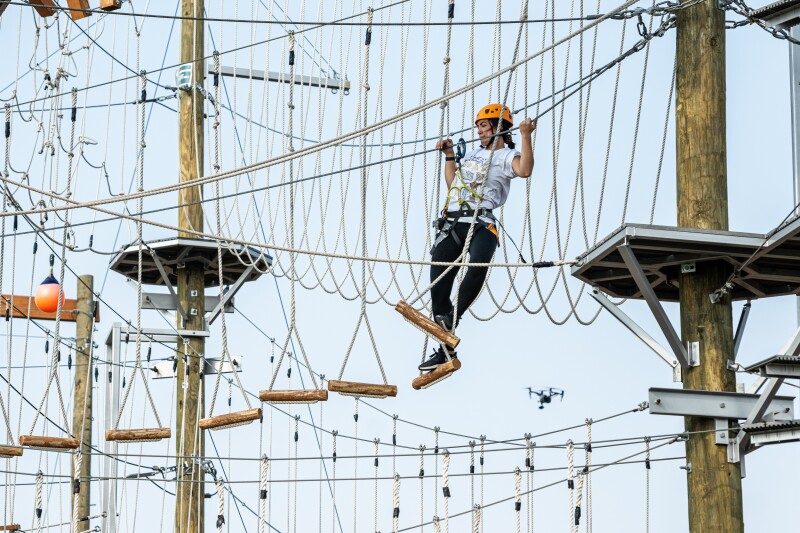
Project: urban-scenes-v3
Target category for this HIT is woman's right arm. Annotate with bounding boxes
[435,138,456,188]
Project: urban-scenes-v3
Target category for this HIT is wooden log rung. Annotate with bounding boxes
[19,435,80,451]
[105,428,171,443]
[66,0,91,20]
[0,524,20,531]
[0,445,23,458]
[395,300,460,349]
[327,380,398,399]
[259,389,328,404]
[198,408,262,431]
[411,359,462,390]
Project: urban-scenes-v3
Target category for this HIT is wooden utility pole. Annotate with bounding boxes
[675,1,744,531]
[71,275,94,526]
[176,0,205,530]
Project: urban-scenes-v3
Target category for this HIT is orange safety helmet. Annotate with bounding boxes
[475,104,513,126]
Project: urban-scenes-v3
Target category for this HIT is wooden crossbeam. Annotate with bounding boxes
[327,380,397,398]
[0,294,100,323]
[199,408,262,430]
[259,389,328,404]
[65,0,90,20]
[105,428,171,443]
[29,0,56,17]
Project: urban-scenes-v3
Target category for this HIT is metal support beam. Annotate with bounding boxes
[149,250,188,322]
[101,324,122,533]
[590,289,680,371]
[151,356,241,379]
[207,63,350,92]
[648,387,795,420]
[617,244,691,367]
[207,263,255,325]
[141,291,232,315]
[733,301,751,360]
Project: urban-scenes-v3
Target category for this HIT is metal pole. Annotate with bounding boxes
[101,324,121,533]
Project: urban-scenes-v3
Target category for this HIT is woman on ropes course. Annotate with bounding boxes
[418,104,536,371]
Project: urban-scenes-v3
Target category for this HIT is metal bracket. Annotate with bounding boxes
[590,289,680,375]
[141,291,233,315]
[617,245,690,368]
[687,341,700,367]
[207,263,256,325]
[149,250,188,322]
[151,356,242,379]
[732,302,751,360]
[680,262,696,274]
[648,387,795,420]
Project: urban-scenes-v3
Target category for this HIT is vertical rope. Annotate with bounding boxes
[258,455,269,533]
[392,473,400,533]
[645,437,651,533]
[418,445,425,529]
[216,479,225,533]
[373,438,380,533]
[442,449,450,533]
[585,419,593,533]
[479,435,485,533]
[469,440,475,520]
[331,430,338,533]
[566,440,575,530]
[526,435,534,533]
[471,504,481,533]
[35,470,43,533]
[71,451,82,533]
[514,467,521,533]
[573,473,584,533]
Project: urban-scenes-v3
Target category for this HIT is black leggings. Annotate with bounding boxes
[430,222,498,320]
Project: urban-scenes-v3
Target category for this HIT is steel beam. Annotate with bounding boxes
[733,302,751,360]
[101,324,122,533]
[648,387,795,420]
[150,356,241,379]
[208,64,350,92]
[617,244,690,367]
[149,250,188,322]
[207,263,255,325]
[590,289,679,369]
[142,292,232,314]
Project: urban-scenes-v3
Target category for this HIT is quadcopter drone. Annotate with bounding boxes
[525,387,565,409]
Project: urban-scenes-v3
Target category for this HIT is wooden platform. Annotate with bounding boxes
[572,217,800,301]
[19,435,80,450]
[0,445,23,458]
[199,408,262,430]
[327,380,397,398]
[259,389,328,403]
[66,0,90,20]
[30,0,56,17]
[412,359,461,390]
[100,0,122,12]
[105,428,171,443]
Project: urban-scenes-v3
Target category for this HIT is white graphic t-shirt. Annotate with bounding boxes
[445,146,520,221]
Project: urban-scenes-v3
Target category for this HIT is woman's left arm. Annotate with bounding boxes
[512,117,536,178]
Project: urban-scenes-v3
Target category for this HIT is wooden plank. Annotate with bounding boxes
[19,435,80,450]
[395,300,460,349]
[105,428,171,442]
[412,359,461,390]
[0,294,100,323]
[0,525,20,531]
[66,0,91,20]
[259,389,328,403]
[100,0,122,11]
[327,380,397,398]
[29,0,56,17]
[198,408,261,430]
[0,445,23,458]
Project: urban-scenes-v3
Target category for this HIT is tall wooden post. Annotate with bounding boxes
[176,0,205,530]
[72,275,94,526]
[675,1,744,531]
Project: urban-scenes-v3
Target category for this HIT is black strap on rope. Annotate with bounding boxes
[4,116,9,139]
[260,489,267,500]
[567,479,574,489]
[515,501,522,512]
[393,507,400,518]
[442,486,450,498]
[448,2,455,19]
[216,515,225,528]
[575,506,582,525]
[73,478,80,494]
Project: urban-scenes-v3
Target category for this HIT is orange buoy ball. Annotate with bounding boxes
[34,275,65,313]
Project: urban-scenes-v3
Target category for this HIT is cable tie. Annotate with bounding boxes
[448,3,455,19]
[288,50,295,66]
[365,29,372,46]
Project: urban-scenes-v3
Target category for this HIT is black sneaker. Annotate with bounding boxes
[434,311,456,332]
[418,347,457,371]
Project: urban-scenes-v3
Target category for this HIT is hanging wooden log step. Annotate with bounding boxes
[29,0,57,17]
[19,435,80,451]
[199,408,262,431]
[412,359,462,390]
[65,0,91,20]
[100,0,122,11]
[0,524,20,531]
[395,301,460,349]
[327,380,397,399]
[0,445,23,458]
[105,428,171,443]
[259,389,328,404]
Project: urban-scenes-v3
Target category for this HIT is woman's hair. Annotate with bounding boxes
[486,118,516,149]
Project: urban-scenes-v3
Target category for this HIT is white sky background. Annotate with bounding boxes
[0,0,798,532]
